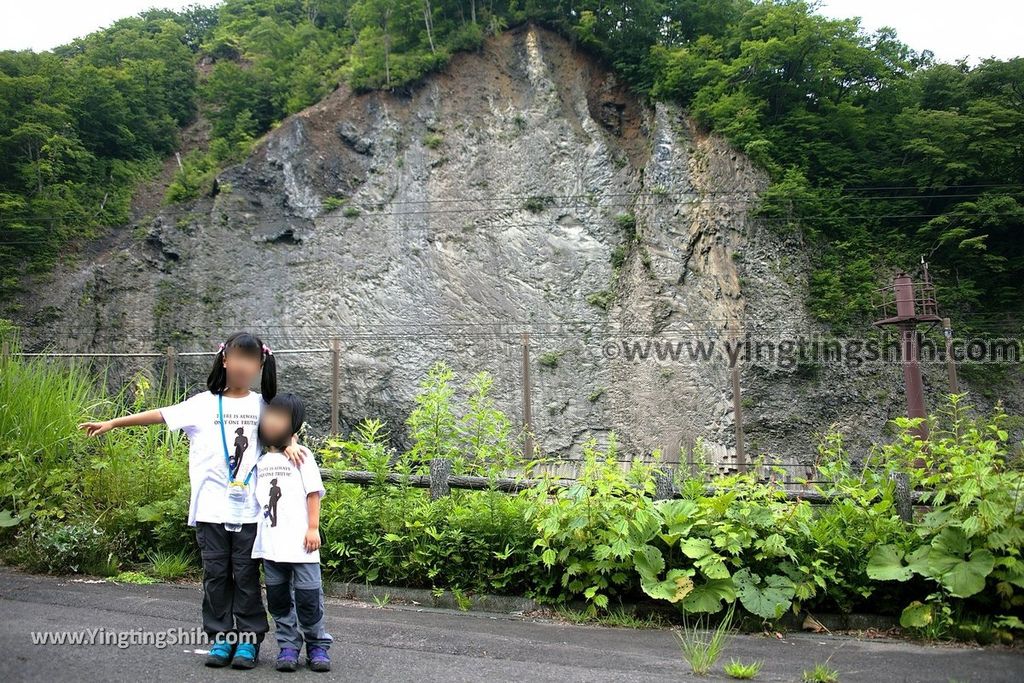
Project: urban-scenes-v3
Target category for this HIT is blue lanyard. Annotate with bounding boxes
[218,393,257,485]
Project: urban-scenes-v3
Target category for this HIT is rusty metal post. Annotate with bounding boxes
[942,317,959,394]
[330,337,340,435]
[874,272,939,441]
[521,332,534,459]
[900,326,927,436]
[894,273,927,439]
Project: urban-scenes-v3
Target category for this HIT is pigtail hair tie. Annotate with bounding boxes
[217,342,226,354]
[262,343,273,356]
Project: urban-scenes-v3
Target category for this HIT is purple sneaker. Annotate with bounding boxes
[307,646,331,672]
[276,647,300,672]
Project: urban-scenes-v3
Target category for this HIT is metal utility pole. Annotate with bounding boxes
[330,337,341,434]
[873,267,941,439]
[730,361,746,470]
[521,332,534,459]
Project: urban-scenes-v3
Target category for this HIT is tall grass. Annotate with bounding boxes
[0,333,188,547]
[0,342,96,469]
[0,337,99,522]
[676,604,736,676]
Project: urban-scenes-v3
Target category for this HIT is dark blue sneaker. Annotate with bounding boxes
[231,642,259,669]
[276,647,300,672]
[205,641,234,667]
[307,646,330,672]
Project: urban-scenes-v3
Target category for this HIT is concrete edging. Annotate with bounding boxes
[324,580,901,633]
[324,580,541,614]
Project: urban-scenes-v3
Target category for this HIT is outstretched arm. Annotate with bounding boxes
[79,409,165,437]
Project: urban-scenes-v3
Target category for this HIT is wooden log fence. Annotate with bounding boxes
[320,457,929,508]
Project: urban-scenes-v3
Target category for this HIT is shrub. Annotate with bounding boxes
[866,396,1024,634]
[587,290,613,310]
[523,196,553,213]
[321,484,537,594]
[422,132,443,149]
[11,518,117,575]
[524,437,658,612]
[147,549,197,580]
[322,196,346,212]
[614,212,637,237]
[165,151,217,203]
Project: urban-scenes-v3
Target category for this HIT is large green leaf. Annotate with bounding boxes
[0,509,21,528]
[633,544,665,580]
[681,578,737,614]
[734,568,795,620]
[899,601,933,629]
[629,509,662,545]
[136,504,164,523]
[905,546,933,576]
[695,552,731,580]
[640,568,694,603]
[867,544,913,582]
[932,549,995,598]
[656,499,699,535]
[680,537,713,559]
[932,527,971,556]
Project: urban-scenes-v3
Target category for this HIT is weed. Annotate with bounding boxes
[147,549,195,580]
[113,570,157,585]
[675,604,735,675]
[802,663,839,683]
[724,659,762,679]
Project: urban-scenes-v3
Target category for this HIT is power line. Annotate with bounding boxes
[1,190,1021,225]
[1,181,1021,220]
[1,208,1022,246]
[1,181,1021,225]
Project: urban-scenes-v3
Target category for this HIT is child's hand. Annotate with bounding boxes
[304,528,321,553]
[79,420,113,437]
[283,442,305,466]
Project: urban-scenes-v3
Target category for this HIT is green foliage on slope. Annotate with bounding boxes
[1,1,1021,329]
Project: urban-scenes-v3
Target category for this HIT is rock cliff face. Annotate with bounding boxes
[15,25,971,467]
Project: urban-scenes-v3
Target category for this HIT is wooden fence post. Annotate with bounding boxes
[521,332,534,459]
[890,471,913,523]
[429,458,452,500]
[165,346,176,394]
[730,365,746,470]
[330,337,340,435]
[0,341,9,362]
[653,468,674,500]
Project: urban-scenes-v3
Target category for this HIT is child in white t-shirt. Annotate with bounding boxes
[253,393,332,672]
[80,332,305,670]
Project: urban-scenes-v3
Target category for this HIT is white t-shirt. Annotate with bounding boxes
[160,390,264,526]
[252,448,325,563]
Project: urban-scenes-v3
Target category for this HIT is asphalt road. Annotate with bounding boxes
[0,567,1021,682]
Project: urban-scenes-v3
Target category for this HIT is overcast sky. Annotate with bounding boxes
[0,0,1020,64]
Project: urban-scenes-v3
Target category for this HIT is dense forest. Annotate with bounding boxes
[1,1,1021,330]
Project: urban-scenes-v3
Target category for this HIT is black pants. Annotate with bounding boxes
[194,522,269,642]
